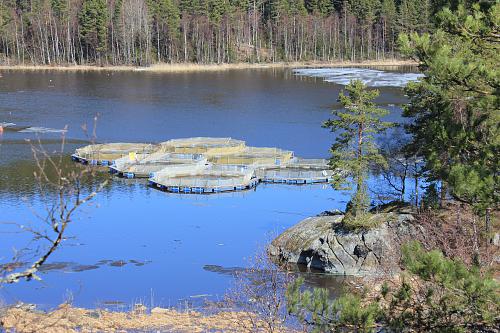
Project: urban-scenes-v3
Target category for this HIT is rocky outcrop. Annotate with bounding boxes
[268,213,422,276]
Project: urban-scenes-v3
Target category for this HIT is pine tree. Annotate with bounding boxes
[287,241,500,332]
[323,80,392,219]
[399,2,500,214]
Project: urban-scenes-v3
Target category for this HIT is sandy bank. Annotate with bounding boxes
[0,60,417,73]
[0,303,292,332]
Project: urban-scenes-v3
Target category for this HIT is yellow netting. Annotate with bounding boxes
[112,152,206,177]
[208,147,293,166]
[160,137,246,155]
[151,164,255,189]
[74,143,158,162]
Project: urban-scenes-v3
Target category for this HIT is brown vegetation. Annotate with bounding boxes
[0,59,417,72]
[413,201,499,270]
[0,303,293,333]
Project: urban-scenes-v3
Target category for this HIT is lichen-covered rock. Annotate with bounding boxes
[268,213,422,276]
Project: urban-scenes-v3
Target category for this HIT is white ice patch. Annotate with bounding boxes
[18,127,67,134]
[0,122,16,127]
[293,68,423,87]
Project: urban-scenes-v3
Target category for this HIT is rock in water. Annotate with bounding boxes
[268,213,421,276]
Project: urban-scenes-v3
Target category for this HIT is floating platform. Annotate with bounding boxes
[149,164,257,194]
[256,158,332,184]
[161,137,246,155]
[72,137,335,194]
[208,147,293,167]
[110,152,207,178]
[257,167,332,184]
[72,143,158,165]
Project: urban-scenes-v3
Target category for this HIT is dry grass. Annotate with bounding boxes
[0,303,295,333]
[0,59,417,73]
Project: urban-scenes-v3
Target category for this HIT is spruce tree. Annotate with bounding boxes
[380,0,397,53]
[323,80,392,220]
[79,0,109,60]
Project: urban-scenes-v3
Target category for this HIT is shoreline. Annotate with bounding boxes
[0,59,417,73]
[0,303,290,332]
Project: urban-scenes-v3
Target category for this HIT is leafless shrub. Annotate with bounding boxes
[224,249,294,333]
[0,120,108,284]
[411,202,498,269]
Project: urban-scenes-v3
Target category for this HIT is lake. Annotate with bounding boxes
[0,67,415,309]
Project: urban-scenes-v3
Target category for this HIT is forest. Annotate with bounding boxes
[0,0,458,65]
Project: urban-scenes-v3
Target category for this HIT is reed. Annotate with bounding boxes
[0,60,417,73]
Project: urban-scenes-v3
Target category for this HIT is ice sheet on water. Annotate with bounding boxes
[18,127,67,134]
[293,68,423,87]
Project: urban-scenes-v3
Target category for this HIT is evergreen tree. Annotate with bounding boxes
[0,0,460,65]
[208,0,230,23]
[380,0,397,53]
[399,2,500,214]
[305,0,333,16]
[398,0,419,33]
[79,0,109,59]
[51,0,67,19]
[323,80,392,219]
[287,241,500,332]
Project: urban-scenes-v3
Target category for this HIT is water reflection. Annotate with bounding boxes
[0,67,415,308]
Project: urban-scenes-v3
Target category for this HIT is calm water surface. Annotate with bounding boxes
[0,68,412,309]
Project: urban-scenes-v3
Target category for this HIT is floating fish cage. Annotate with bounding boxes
[288,157,330,168]
[110,152,207,178]
[71,137,335,194]
[72,143,158,165]
[257,167,333,184]
[149,164,257,194]
[208,147,294,167]
[256,158,332,184]
[161,137,246,155]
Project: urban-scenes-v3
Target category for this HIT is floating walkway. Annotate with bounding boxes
[72,137,334,194]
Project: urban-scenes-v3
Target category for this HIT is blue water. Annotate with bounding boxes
[0,67,415,309]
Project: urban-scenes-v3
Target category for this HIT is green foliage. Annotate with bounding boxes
[348,0,380,25]
[385,241,500,332]
[380,0,397,31]
[0,1,12,34]
[342,209,387,231]
[422,182,440,209]
[396,0,433,33]
[305,0,333,17]
[323,79,392,216]
[51,0,67,19]
[79,0,109,54]
[0,0,470,65]
[149,0,180,39]
[287,241,500,332]
[399,2,500,214]
[287,277,380,333]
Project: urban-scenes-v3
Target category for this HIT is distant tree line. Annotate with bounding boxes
[0,0,457,65]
